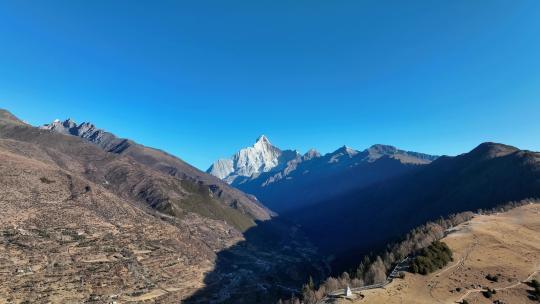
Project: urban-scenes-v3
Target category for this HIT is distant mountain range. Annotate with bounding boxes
[208,136,438,212]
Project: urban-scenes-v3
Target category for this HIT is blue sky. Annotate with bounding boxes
[1,1,539,170]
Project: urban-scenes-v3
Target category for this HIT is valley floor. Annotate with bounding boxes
[340,203,540,304]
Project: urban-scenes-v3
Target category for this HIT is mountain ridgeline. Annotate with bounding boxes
[39,118,272,230]
[208,136,438,213]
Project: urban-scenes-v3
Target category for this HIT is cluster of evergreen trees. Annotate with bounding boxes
[409,241,453,274]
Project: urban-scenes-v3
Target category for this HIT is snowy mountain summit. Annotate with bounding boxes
[207,135,300,183]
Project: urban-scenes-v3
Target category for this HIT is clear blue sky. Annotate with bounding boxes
[1,1,539,170]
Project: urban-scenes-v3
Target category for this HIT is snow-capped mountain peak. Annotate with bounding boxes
[253,134,273,151]
[256,134,270,143]
[207,135,299,184]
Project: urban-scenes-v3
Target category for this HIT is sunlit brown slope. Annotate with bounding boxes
[0,109,271,231]
[0,109,324,303]
[0,138,243,303]
[353,203,540,304]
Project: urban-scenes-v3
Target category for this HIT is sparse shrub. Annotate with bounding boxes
[37,229,50,238]
[482,288,496,298]
[40,177,55,184]
[486,273,499,282]
[322,277,339,293]
[350,278,364,287]
[2,229,17,237]
[72,233,85,240]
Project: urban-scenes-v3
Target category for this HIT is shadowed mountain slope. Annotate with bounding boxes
[289,142,540,272]
[228,141,438,212]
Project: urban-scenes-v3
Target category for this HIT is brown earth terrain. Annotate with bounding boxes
[0,109,326,303]
[0,144,244,303]
[345,203,540,304]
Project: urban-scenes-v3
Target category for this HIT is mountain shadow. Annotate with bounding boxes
[183,216,329,304]
[287,142,540,273]
[236,154,428,213]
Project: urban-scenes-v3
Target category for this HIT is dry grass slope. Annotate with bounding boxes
[350,203,540,304]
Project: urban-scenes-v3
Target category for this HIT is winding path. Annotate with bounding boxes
[456,269,539,303]
[428,233,479,302]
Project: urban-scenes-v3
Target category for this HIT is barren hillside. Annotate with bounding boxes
[0,142,242,303]
[0,109,326,303]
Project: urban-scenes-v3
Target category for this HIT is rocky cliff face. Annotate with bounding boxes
[41,119,138,152]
